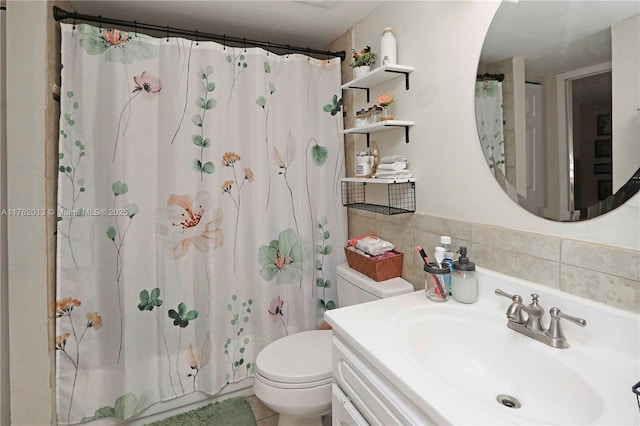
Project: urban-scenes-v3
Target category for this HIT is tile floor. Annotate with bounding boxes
[246,395,332,426]
[246,395,278,425]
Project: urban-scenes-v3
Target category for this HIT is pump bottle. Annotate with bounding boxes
[452,246,477,303]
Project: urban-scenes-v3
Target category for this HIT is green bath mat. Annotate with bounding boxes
[146,396,257,426]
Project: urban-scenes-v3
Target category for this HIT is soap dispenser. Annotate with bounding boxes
[452,246,478,304]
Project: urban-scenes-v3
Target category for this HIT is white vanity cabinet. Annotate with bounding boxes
[331,335,435,426]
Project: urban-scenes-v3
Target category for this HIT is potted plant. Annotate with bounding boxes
[350,46,377,79]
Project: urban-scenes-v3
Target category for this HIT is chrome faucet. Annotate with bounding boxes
[495,289,586,349]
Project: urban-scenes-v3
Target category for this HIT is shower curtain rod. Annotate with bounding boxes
[52,6,346,61]
[477,73,505,82]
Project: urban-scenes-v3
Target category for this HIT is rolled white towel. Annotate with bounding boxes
[374,169,413,179]
[377,162,407,171]
[380,155,408,164]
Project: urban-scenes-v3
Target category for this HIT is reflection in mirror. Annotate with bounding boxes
[476,0,640,221]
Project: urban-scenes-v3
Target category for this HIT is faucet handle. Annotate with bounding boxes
[546,307,587,346]
[550,307,586,327]
[495,289,520,301]
[495,289,525,323]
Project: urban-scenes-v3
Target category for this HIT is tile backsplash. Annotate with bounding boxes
[347,208,640,313]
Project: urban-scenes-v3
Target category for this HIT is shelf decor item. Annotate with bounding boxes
[350,46,377,79]
[380,27,397,65]
[376,93,394,121]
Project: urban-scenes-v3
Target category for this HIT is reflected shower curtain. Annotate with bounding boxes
[475,80,504,174]
[55,23,346,424]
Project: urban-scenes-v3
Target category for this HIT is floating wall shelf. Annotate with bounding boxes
[342,120,414,145]
[342,65,415,103]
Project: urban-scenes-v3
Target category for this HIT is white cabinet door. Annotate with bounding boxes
[332,384,369,426]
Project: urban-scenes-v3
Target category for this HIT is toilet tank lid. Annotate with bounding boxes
[256,330,332,384]
[336,263,414,298]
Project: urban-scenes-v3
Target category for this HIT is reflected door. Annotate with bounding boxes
[522,83,544,215]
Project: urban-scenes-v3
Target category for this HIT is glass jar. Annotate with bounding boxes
[372,105,383,123]
[380,104,393,121]
[355,109,367,127]
[366,107,375,124]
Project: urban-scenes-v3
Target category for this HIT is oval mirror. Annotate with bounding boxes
[476,0,640,221]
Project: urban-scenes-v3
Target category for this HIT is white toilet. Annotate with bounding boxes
[253,262,414,425]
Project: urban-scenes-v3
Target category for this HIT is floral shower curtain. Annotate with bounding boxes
[55,23,346,424]
[475,80,504,174]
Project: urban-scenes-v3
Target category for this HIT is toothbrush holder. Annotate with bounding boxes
[424,263,450,302]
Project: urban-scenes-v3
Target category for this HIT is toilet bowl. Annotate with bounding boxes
[254,330,333,426]
[253,263,414,425]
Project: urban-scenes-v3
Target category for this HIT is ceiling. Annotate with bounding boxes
[480,0,640,78]
[67,0,384,51]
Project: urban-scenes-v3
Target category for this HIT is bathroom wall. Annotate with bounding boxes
[6,1,53,424]
[344,1,639,311]
[0,6,10,426]
[6,0,68,423]
[612,14,640,191]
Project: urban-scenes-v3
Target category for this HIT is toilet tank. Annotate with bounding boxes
[336,262,414,307]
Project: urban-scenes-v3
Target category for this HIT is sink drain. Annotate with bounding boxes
[496,394,521,409]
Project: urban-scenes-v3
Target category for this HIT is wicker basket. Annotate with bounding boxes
[344,247,403,282]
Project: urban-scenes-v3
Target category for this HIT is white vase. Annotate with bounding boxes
[353,65,370,79]
[380,27,397,65]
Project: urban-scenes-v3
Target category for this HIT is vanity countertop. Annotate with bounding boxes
[325,267,640,425]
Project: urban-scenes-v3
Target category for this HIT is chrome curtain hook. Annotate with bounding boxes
[307,47,311,61]
[223,34,226,50]
[134,20,137,37]
[243,37,246,53]
[286,44,291,58]
[195,30,199,46]
[166,26,169,42]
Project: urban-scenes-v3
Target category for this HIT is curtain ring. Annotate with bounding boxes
[307,47,311,61]
[72,17,76,31]
[166,26,170,42]
[133,20,137,37]
[223,34,226,50]
[243,37,246,53]
[266,41,270,56]
[195,30,199,46]
[98,16,102,31]
[286,44,290,58]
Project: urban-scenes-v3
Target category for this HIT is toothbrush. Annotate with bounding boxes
[415,246,431,266]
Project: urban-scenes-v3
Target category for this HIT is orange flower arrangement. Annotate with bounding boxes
[376,93,394,107]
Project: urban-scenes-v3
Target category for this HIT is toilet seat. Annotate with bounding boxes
[256,330,332,386]
[255,371,333,390]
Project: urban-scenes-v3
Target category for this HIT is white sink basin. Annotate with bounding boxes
[326,267,640,425]
[398,309,603,424]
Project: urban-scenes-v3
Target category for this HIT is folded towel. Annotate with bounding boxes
[380,155,408,164]
[374,169,413,179]
[377,162,407,171]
